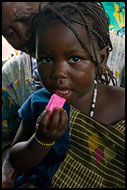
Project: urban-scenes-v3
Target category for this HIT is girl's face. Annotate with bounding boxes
[36,21,96,105]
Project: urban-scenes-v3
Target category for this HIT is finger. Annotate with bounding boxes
[54,109,68,139]
[36,109,50,125]
[35,109,51,141]
[59,109,68,130]
[39,109,51,128]
[49,108,61,130]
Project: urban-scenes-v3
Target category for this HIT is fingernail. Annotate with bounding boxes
[54,107,59,110]
[36,123,39,127]
[45,108,50,112]
[61,108,66,112]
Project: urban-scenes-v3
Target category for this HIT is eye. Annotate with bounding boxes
[16,14,33,23]
[18,17,32,23]
[68,56,81,63]
[18,17,27,23]
[39,57,53,64]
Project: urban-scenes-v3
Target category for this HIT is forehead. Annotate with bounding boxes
[36,21,91,52]
[36,14,93,41]
[2,2,38,18]
[2,2,38,9]
[35,16,100,61]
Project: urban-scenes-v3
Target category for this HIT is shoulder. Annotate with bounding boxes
[96,83,125,125]
[107,85,125,123]
[30,88,51,101]
[104,84,125,108]
[2,53,30,73]
[19,88,51,111]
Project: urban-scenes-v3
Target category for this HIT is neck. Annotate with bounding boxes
[71,83,95,115]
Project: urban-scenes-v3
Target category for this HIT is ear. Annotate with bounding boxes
[98,46,110,67]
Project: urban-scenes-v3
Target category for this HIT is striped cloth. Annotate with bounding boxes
[50,106,125,188]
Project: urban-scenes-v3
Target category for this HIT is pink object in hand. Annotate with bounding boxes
[46,94,66,115]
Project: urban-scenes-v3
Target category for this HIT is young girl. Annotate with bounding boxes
[10,2,125,188]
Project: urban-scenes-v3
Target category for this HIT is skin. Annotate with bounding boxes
[36,21,124,124]
[36,22,96,111]
[9,18,125,182]
[2,2,40,56]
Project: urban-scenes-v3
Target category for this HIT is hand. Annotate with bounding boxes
[35,108,68,144]
[2,158,20,188]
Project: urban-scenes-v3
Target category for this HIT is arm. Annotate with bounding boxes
[2,89,21,188]
[2,147,21,188]
[10,108,68,170]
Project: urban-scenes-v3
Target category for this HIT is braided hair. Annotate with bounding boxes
[33,2,117,85]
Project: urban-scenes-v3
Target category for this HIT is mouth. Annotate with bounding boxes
[55,88,73,99]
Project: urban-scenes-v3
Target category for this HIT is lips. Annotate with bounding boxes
[57,89,70,94]
[55,88,73,99]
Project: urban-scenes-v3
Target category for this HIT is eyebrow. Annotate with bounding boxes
[67,49,85,54]
[37,49,85,54]
[37,49,87,59]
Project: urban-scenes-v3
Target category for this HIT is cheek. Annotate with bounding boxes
[72,63,96,84]
[20,24,31,41]
[38,65,51,83]
[73,71,96,94]
[8,37,20,50]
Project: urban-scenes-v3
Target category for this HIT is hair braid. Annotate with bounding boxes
[49,5,96,64]
[65,17,106,47]
[73,6,99,65]
[34,2,117,85]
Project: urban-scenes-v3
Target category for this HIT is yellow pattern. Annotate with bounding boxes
[25,78,30,83]
[109,25,114,29]
[2,87,6,91]
[15,50,19,55]
[2,95,6,107]
[2,120,8,128]
[88,132,99,153]
[8,96,15,108]
[2,120,13,134]
[113,3,125,29]
[116,70,120,79]
[14,80,19,86]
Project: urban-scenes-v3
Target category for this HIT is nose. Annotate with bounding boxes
[52,61,68,79]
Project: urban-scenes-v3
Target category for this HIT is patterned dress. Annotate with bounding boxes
[51,106,125,188]
[2,52,42,150]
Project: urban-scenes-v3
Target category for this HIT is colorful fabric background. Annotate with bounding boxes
[102,2,125,87]
[102,2,125,37]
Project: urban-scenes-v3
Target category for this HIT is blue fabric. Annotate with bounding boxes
[2,87,20,140]
[16,88,70,188]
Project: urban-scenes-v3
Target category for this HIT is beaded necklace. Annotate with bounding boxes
[30,54,97,117]
[30,56,43,89]
[90,80,97,117]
